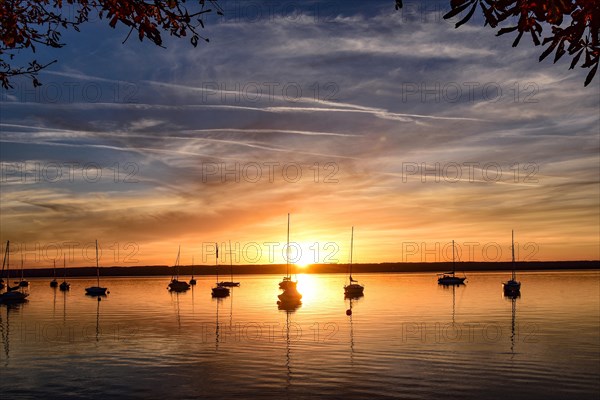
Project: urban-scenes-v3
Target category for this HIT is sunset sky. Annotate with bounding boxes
[1,0,598,267]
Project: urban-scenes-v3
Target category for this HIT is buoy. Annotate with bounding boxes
[346,309,352,316]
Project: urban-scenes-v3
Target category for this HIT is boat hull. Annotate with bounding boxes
[85,286,107,296]
[50,280,58,288]
[437,275,466,285]
[344,283,364,297]
[277,287,302,310]
[212,286,230,297]
[503,280,521,293]
[277,300,302,311]
[218,281,240,287]
[279,279,297,290]
[168,280,190,292]
[0,290,29,303]
[278,289,302,302]
[18,281,29,287]
[59,282,70,291]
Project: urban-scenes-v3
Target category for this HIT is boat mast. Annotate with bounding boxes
[7,241,9,281]
[53,259,56,278]
[349,226,354,282]
[5,240,9,282]
[511,230,516,281]
[20,253,24,280]
[95,240,100,287]
[215,243,219,283]
[229,240,234,281]
[286,213,290,279]
[452,240,456,277]
[1,240,8,282]
[173,246,181,280]
[63,257,67,281]
[191,256,194,279]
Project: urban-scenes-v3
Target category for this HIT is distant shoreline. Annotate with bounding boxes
[6,261,599,277]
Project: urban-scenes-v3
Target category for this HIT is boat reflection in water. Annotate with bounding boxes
[504,289,520,358]
[277,296,302,312]
[1,301,27,361]
[346,294,363,367]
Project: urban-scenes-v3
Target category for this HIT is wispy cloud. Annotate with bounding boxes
[0,1,597,265]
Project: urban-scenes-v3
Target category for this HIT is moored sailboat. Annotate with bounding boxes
[59,257,70,291]
[168,246,190,292]
[437,240,466,285]
[218,241,240,287]
[279,214,297,291]
[85,240,108,296]
[503,230,521,294]
[277,214,301,306]
[344,227,364,297]
[212,243,230,297]
[0,241,29,303]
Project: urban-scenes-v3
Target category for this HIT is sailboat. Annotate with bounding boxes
[437,240,466,285]
[85,240,108,296]
[503,230,521,294]
[212,243,230,297]
[279,214,297,290]
[344,227,364,297]
[17,254,29,287]
[218,240,240,287]
[59,257,70,291]
[168,246,190,292]
[189,257,197,286]
[277,214,302,305]
[0,241,29,303]
[50,259,58,287]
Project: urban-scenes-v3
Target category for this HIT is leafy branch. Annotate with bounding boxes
[441,0,599,86]
[0,0,223,89]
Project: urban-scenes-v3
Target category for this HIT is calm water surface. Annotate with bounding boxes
[0,271,598,399]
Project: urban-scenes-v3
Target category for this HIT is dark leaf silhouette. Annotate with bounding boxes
[585,62,598,86]
[425,0,599,87]
[0,0,224,88]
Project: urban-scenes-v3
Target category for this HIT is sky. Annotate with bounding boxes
[0,0,598,268]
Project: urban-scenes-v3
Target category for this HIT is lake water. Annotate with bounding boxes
[0,271,598,399]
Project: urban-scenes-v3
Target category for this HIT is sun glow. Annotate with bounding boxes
[294,256,312,269]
